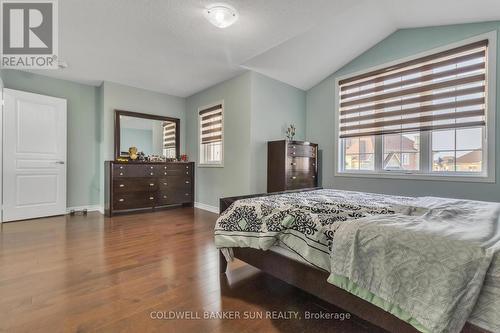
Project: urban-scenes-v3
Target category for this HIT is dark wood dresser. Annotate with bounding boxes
[104,161,194,216]
[267,140,318,192]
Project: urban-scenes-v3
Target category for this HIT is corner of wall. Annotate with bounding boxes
[304,20,500,200]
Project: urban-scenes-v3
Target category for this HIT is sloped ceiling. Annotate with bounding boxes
[31,0,500,96]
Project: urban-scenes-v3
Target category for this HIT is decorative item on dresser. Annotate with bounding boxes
[104,161,194,217]
[267,140,318,192]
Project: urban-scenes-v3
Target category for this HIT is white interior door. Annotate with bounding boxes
[3,89,67,222]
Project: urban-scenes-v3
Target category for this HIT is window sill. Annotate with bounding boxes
[198,163,224,168]
[335,171,495,183]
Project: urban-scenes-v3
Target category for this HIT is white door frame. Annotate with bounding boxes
[0,77,3,223]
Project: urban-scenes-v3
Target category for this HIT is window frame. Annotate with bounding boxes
[198,100,224,168]
[334,31,496,183]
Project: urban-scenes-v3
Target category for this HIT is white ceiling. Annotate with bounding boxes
[33,0,500,97]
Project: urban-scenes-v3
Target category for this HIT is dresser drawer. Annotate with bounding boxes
[165,163,193,176]
[156,191,170,205]
[159,176,192,189]
[113,178,158,193]
[287,144,316,158]
[113,192,156,210]
[113,164,160,177]
[288,157,316,172]
[150,164,193,176]
[286,172,317,190]
[157,190,192,205]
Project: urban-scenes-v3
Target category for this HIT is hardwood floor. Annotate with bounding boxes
[0,208,385,333]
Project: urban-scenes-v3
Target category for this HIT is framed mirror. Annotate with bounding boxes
[114,110,180,161]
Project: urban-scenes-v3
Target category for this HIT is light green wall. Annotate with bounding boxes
[186,71,306,207]
[186,72,253,208]
[0,71,187,208]
[306,21,500,202]
[0,69,304,210]
[99,81,186,205]
[250,72,306,193]
[121,128,153,155]
[101,81,185,161]
[0,69,101,207]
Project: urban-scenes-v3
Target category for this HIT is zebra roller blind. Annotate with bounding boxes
[163,121,176,149]
[339,40,488,139]
[199,104,223,144]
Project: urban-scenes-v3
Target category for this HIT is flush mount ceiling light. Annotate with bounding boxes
[205,4,238,28]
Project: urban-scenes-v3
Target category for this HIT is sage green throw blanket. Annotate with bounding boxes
[328,197,500,333]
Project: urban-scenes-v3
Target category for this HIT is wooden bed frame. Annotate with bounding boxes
[218,188,488,333]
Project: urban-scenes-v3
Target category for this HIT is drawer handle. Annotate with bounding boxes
[291,176,297,180]
[149,197,154,200]
[291,162,297,166]
[118,198,125,202]
[186,166,189,169]
[164,166,167,169]
[164,172,167,175]
[119,166,124,169]
[149,183,155,187]
[150,166,154,169]
[312,176,315,179]
[163,195,167,199]
[185,193,190,196]
[185,181,190,184]
[186,172,189,175]
[150,172,154,176]
[119,184,125,188]
[163,182,167,186]
[291,152,296,155]
[119,172,124,176]
[292,146,296,148]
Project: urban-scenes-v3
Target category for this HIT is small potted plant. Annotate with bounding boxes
[286,124,296,141]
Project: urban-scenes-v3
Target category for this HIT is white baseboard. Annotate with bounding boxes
[66,203,218,216]
[194,202,219,214]
[66,205,104,215]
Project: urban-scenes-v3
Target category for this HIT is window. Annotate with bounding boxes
[432,128,483,172]
[163,121,177,159]
[199,102,223,166]
[383,133,420,171]
[336,37,494,181]
[342,136,374,171]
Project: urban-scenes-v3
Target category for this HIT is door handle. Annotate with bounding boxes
[54,161,65,164]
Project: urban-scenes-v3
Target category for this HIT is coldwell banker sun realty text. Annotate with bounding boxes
[0,0,58,69]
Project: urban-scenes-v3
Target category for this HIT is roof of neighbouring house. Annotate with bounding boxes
[456,151,482,164]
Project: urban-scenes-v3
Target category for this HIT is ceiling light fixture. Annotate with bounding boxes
[205,4,238,28]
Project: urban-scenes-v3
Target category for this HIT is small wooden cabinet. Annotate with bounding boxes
[267,140,318,192]
[104,161,194,216]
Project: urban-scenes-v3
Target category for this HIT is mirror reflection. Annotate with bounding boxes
[119,115,177,159]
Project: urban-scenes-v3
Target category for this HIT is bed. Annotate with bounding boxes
[215,188,500,333]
